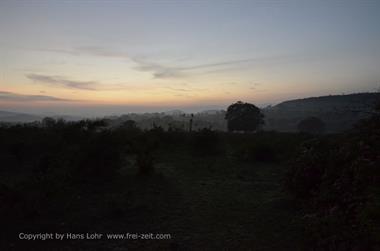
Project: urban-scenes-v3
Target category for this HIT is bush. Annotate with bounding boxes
[286,118,380,249]
[286,139,329,199]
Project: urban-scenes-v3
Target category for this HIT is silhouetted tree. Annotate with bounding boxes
[297,117,325,134]
[189,113,194,132]
[225,101,264,132]
[121,120,138,130]
[41,117,56,128]
[117,119,142,136]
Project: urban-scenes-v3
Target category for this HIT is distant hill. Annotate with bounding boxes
[0,110,42,123]
[263,92,380,132]
[0,110,85,123]
[274,93,380,112]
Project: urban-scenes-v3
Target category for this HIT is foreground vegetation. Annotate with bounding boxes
[0,113,379,250]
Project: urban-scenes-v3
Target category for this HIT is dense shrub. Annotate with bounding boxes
[286,139,329,199]
[286,115,380,250]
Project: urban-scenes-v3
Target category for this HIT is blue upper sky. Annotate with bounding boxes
[0,0,379,115]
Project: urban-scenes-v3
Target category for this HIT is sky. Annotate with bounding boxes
[0,0,380,116]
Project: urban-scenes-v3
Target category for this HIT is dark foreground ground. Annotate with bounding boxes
[0,122,379,250]
[2,149,302,250]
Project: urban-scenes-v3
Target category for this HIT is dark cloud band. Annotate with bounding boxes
[0,91,74,102]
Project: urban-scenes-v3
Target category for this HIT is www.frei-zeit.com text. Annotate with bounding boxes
[18,233,172,241]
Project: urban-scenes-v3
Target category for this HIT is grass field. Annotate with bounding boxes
[3,140,305,250]
[2,125,378,251]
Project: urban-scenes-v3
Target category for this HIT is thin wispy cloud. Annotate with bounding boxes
[164,86,208,92]
[132,56,288,79]
[34,45,294,80]
[35,45,286,80]
[75,46,129,59]
[27,74,97,90]
[0,91,74,102]
[222,82,239,86]
[133,58,184,79]
[172,93,195,98]
[36,46,129,59]
[249,82,261,90]
[132,58,253,79]
[26,74,127,91]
